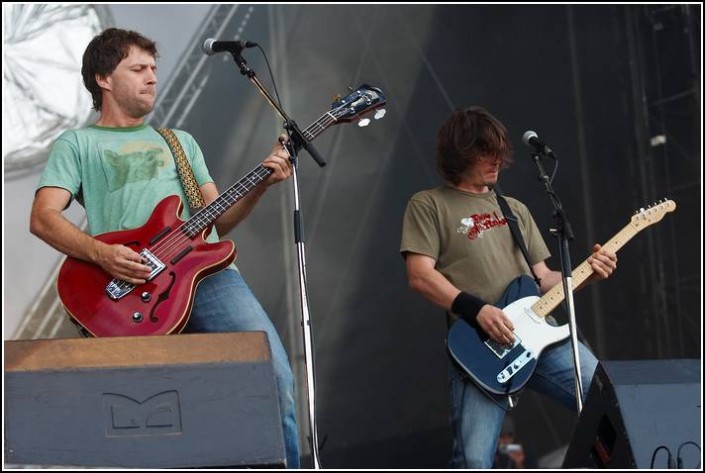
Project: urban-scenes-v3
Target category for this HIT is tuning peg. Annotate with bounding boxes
[358,118,370,127]
[348,86,354,92]
[374,109,387,120]
[333,94,342,102]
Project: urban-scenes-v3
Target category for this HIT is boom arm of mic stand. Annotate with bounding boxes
[231,51,326,167]
[286,121,326,167]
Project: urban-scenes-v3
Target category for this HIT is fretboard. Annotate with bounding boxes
[180,109,342,237]
[530,222,638,318]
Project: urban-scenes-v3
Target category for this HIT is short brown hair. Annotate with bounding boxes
[81,28,158,111]
[436,106,513,185]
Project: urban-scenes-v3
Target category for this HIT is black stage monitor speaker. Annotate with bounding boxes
[5,332,286,468]
[563,359,701,469]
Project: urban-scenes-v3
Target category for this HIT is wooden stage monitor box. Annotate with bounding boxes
[4,332,286,468]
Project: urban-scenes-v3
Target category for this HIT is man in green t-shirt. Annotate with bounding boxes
[30,28,299,468]
[400,106,618,468]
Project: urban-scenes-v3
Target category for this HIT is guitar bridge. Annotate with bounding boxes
[105,249,165,300]
[484,334,521,359]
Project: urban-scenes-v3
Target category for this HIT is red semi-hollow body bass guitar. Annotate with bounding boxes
[58,85,387,337]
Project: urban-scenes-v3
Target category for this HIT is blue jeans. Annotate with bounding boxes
[448,339,597,468]
[184,268,300,468]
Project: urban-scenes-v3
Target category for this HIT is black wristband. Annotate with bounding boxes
[451,291,487,327]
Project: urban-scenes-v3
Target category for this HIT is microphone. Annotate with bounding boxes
[202,38,258,56]
[522,130,557,159]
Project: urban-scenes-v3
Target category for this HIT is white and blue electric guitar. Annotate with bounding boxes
[447,200,676,395]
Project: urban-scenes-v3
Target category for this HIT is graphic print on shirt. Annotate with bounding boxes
[101,142,169,191]
[457,211,507,240]
[457,217,475,234]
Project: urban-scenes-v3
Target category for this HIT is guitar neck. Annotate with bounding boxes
[181,113,339,236]
[530,222,638,318]
[181,164,272,236]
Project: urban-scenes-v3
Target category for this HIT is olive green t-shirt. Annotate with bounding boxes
[400,185,550,305]
[37,124,220,243]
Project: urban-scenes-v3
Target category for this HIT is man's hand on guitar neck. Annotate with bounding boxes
[262,134,293,187]
[210,135,293,236]
[536,243,619,293]
[586,243,618,281]
[570,243,619,292]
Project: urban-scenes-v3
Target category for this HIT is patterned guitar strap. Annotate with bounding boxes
[155,127,206,210]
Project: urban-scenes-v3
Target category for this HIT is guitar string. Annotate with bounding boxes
[146,118,324,258]
[144,95,382,260]
[112,91,387,291]
[530,215,654,316]
[148,110,348,257]
[148,120,323,259]
[110,111,341,291]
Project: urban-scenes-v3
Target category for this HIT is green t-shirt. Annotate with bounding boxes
[400,185,550,305]
[38,124,219,243]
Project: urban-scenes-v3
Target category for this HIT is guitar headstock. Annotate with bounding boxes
[330,84,386,126]
[630,199,676,228]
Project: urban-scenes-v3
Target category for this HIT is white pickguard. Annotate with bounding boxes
[503,295,570,356]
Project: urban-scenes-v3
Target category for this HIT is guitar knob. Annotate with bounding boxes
[141,292,152,302]
[132,312,143,323]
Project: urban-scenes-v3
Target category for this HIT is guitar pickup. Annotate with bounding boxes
[105,249,165,300]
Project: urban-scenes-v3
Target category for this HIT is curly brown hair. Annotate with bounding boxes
[81,28,158,111]
[436,106,513,185]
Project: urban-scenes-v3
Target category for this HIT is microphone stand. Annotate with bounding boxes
[228,48,325,468]
[530,152,584,413]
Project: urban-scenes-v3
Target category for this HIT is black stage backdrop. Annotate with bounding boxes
[180,5,700,468]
